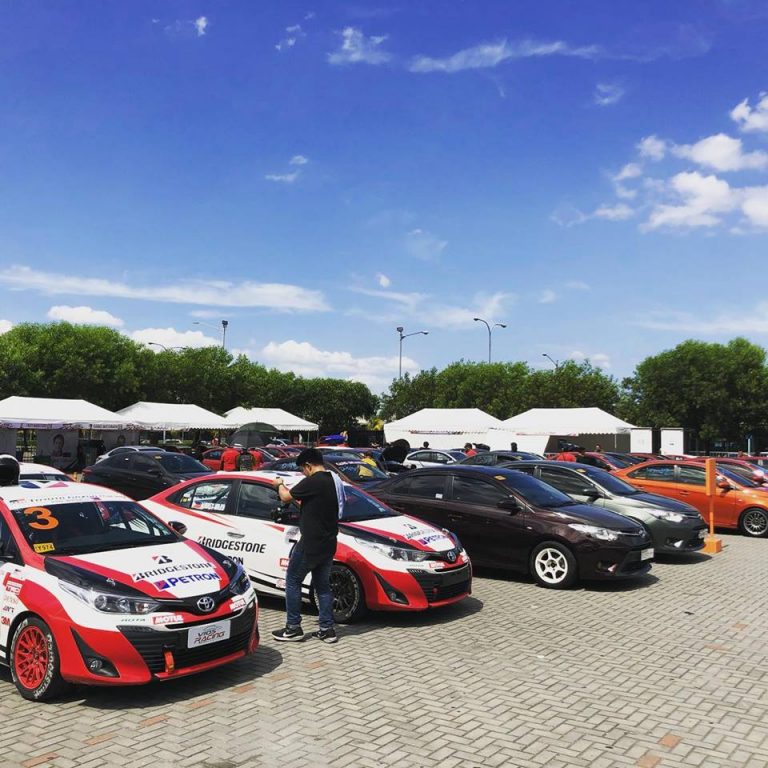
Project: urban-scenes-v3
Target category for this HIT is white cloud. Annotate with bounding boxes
[260,339,412,392]
[409,38,599,74]
[130,328,220,351]
[593,203,634,220]
[0,319,13,334]
[731,93,768,134]
[637,135,667,161]
[614,163,642,182]
[594,82,625,107]
[645,171,738,229]
[0,265,329,312]
[376,273,391,288]
[569,350,611,369]
[672,133,768,172]
[636,304,768,334]
[404,228,447,261]
[46,305,124,328]
[265,171,300,183]
[565,280,590,291]
[289,155,309,166]
[190,309,224,319]
[551,202,633,226]
[276,23,306,52]
[741,186,768,228]
[194,16,208,37]
[539,289,557,304]
[327,27,391,66]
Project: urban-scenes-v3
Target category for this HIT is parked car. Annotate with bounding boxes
[18,462,71,484]
[262,455,389,487]
[405,449,468,469]
[0,481,258,701]
[689,456,767,484]
[369,465,653,589]
[96,445,163,462]
[142,471,472,622]
[505,461,707,555]
[460,450,544,466]
[614,460,768,537]
[82,451,210,500]
[201,447,275,472]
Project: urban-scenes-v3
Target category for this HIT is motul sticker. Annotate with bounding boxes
[151,613,184,625]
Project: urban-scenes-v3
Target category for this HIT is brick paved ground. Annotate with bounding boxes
[1,532,767,768]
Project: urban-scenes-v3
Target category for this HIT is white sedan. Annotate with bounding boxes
[405,449,468,469]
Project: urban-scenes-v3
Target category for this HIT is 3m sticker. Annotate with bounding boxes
[33,542,55,553]
[24,506,59,530]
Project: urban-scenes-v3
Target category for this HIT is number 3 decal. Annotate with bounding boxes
[24,507,59,530]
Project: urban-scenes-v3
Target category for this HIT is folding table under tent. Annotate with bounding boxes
[487,407,636,454]
[383,408,504,450]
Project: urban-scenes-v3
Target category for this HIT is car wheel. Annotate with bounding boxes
[10,617,68,701]
[739,507,768,538]
[329,564,367,623]
[530,541,578,589]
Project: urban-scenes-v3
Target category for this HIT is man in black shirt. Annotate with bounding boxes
[271,448,341,644]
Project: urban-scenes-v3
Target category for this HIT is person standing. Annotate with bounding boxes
[272,448,341,644]
[464,442,477,457]
[221,443,241,471]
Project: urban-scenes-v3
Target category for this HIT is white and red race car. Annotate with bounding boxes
[0,482,258,701]
[143,471,472,622]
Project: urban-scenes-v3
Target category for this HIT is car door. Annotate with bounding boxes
[674,464,740,528]
[164,478,240,549]
[85,454,135,496]
[537,466,603,507]
[444,474,533,569]
[380,473,450,528]
[0,515,23,652]
[202,449,224,471]
[130,455,170,500]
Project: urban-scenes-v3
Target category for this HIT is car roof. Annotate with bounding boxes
[18,462,69,474]
[0,481,130,505]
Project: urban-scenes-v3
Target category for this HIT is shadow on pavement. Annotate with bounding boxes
[655,552,712,566]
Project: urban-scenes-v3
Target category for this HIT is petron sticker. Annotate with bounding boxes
[33,542,56,554]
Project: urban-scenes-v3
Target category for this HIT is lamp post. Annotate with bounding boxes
[542,353,560,369]
[193,319,229,349]
[396,326,428,379]
[473,317,507,363]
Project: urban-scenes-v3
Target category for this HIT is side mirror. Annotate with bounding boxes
[717,478,732,490]
[497,497,520,513]
[585,489,602,501]
[168,520,187,536]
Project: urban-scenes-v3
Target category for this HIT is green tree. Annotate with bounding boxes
[524,361,620,412]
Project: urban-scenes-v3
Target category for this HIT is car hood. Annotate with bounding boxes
[47,540,228,599]
[341,513,457,552]
[553,502,645,531]
[617,492,701,517]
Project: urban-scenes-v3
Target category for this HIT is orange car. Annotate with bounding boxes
[613,460,768,538]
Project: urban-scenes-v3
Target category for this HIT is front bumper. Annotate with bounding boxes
[649,519,707,554]
[577,541,654,580]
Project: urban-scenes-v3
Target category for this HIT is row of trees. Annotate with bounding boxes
[1,323,767,447]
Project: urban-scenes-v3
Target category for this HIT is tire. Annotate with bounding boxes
[329,563,367,623]
[739,507,768,538]
[530,541,578,589]
[10,617,68,702]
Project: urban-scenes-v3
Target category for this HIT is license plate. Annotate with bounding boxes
[187,619,231,648]
[698,529,707,539]
[641,547,654,561]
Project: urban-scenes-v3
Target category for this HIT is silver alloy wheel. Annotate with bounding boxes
[743,508,768,536]
[533,547,570,585]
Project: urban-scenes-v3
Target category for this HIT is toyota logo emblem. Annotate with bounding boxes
[447,551,457,563]
[196,596,216,613]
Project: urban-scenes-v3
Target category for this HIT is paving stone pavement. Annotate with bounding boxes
[1,532,767,768]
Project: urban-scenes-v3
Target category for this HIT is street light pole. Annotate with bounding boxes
[193,320,229,349]
[396,326,428,379]
[473,317,507,363]
[542,353,560,369]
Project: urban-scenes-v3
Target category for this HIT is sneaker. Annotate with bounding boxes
[311,628,338,644]
[271,625,305,642]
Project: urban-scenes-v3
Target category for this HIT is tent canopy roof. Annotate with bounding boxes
[385,408,503,434]
[0,396,135,429]
[499,407,635,435]
[115,402,231,430]
[224,407,318,431]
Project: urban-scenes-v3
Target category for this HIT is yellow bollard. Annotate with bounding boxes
[702,457,723,554]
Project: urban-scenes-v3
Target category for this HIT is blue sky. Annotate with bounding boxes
[2,1,768,393]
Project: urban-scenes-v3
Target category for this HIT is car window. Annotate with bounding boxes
[406,474,447,499]
[134,455,161,472]
[274,459,300,472]
[467,453,494,465]
[628,464,676,482]
[430,453,451,464]
[539,468,596,496]
[450,476,506,506]
[341,486,399,521]
[156,454,207,474]
[331,460,388,481]
[101,454,131,469]
[677,465,705,486]
[236,482,279,520]
[0,516,20,562]
[206,449,223,460]
[110,447,133,457]
[174,481,233,512]
[409,452,428,461]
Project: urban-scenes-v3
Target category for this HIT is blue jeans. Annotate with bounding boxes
[285,539,334,630]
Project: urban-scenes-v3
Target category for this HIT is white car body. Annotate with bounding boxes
[18,462,71,484]
[405,450,468,469]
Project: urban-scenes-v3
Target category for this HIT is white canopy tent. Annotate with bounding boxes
[488,407,636,452]
[115,402,232,431]
[224,407,318,433]
[384,408,503,450]
[0,396,135,430]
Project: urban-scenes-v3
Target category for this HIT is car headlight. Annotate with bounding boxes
[568,523,620,542]
[60,581,159,615]
[354,537,431,561]
[645,508,685,523]
[229,567,252,595]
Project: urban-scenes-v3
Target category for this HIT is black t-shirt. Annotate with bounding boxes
[290,471,339,567]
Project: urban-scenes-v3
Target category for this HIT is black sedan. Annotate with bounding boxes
[369,465,653,589]
[82,451,210,499]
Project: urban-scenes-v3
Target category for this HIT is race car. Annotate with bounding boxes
[143,470,472,623]
[0,480,258,701]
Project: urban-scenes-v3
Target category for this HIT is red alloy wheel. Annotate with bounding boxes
[14,625,49,690]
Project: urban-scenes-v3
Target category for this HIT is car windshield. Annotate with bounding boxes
[448,451,468,461]
[571,465,644,495]
[341,487,398,522]
[330,460,388,482]
[719,466,759,487]
[11,500,177,556]
[155,454,208,474]
[500,471,576,507]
